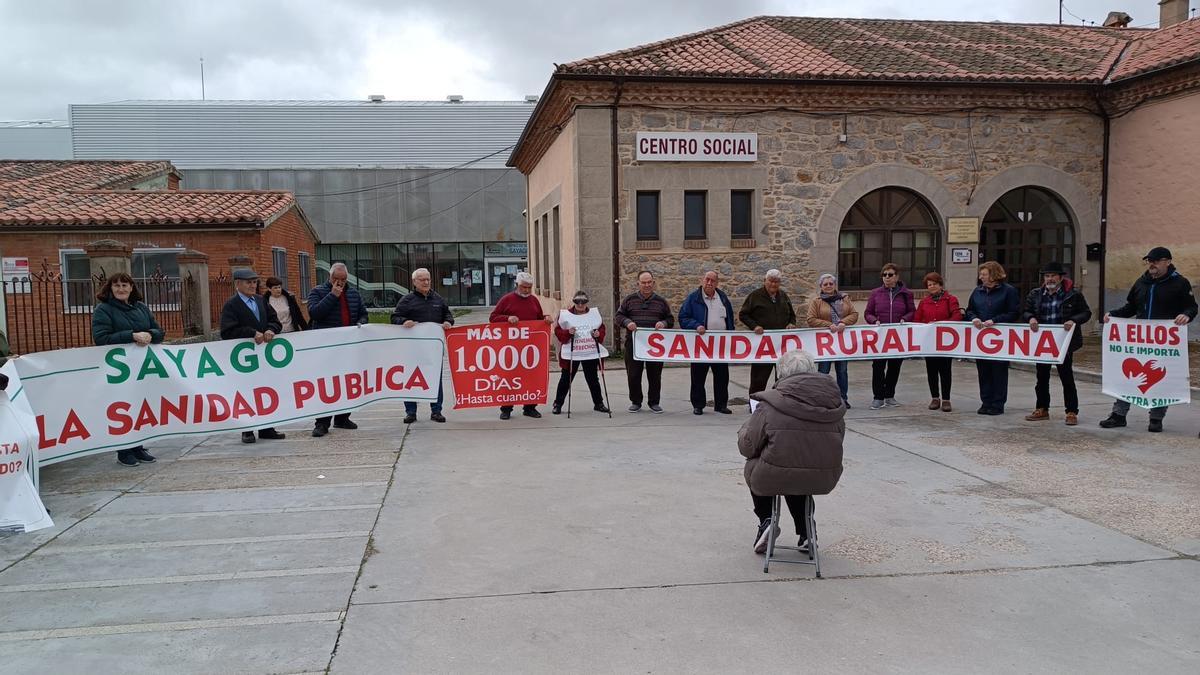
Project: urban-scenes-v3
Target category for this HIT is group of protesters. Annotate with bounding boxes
[609,246,1195,429]
[83,244,1195,468]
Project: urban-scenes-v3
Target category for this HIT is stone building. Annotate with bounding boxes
[509,10,1200,343]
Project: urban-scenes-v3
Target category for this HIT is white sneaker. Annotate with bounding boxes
[754,520,781,554]
[884,398,901,407]
[797,538,811,553]
[869,399,885,410]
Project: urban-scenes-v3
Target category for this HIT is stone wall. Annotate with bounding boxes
[615,105,1105,318]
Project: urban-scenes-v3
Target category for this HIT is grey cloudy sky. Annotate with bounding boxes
[0,0,1179,120]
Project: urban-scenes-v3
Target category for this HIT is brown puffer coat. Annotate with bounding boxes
[738,372,846,496]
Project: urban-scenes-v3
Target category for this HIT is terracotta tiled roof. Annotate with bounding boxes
[0,190,296,228]
[1110,18,1200,81]
[0,160,173,195]
[560,16,1162,84]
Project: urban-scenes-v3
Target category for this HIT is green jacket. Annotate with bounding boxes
[738,287,796,331]
[92,298,165,346]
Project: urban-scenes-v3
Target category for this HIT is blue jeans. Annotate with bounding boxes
[405,379,444,414]
[818,361,849,402]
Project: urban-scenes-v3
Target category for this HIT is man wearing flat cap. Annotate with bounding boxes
[1099,247,1197,433]
[1021,261,1091,426]
[220,268,287,443]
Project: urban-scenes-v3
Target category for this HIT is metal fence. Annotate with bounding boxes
[4,272,188,354]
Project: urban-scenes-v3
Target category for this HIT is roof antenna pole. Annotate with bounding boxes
[200,57,206,100]
[1059,1,1063,25]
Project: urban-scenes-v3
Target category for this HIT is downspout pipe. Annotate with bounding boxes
[610,78,624,348]
[1099,108,1110,315]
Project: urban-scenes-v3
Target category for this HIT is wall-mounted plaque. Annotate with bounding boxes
[946,217,980,244]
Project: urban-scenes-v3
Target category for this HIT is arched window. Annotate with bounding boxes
[981,187,1075,297]
[838,188,940,289]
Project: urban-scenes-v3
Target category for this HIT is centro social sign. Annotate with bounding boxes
[635,132,758,162]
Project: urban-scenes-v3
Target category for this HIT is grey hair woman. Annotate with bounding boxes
[739,350,846,555]
[805,273,858,407]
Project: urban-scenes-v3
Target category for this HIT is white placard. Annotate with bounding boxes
[635,132,757,162]
[0,363,53,534]
[1101,318,1191,408]
[633,323,1073,364]
[557,308,609,361]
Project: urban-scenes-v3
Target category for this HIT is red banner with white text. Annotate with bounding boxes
[633,323,1072,364]
[446,321,552,409]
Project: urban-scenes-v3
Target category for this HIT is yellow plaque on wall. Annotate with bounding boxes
[946,217,980,244]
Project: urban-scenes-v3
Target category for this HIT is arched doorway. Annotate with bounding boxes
[837,187,940,289]
[980,187,1075,297]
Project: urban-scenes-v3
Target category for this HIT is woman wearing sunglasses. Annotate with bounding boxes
[552,291,610,415]
[864,263,915,409]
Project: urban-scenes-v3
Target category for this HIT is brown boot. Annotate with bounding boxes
[928,398,941,410]
[1065,412,1078,426]
[941,400,952,412]
[1025,408,1049,421]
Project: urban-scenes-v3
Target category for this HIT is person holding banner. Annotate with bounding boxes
[740,269,798,397]
[864,263,915,409]
[806,273,858,408]
[307,262,369,437]
[1023,262,1091,426]
[615,271,674,413]
[1099,247,1197,432]
[966,261,1021,416]
[221,268,287,444]
[913,272,962,413]
[92,272,166,466]
[263,277,309,333]
[679,270,736,415]
[551,291,609,415]
[391,267,454,424]
[740,349,845,554]
[490,271,554,420]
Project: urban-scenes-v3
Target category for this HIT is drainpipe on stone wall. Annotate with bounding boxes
[1099,105,1111,312]
[610,78,624,349]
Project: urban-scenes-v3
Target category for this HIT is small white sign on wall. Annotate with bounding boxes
[635,132,758,162]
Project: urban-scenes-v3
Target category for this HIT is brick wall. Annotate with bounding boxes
[258,208,318,294]
[0,207,315,352]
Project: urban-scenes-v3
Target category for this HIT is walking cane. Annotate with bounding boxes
[566,334,575,419]
[598,339,613,418]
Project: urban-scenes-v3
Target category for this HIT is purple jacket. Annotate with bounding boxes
[864,282,915,324]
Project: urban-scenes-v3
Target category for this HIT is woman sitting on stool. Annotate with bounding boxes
[740,350,846,554]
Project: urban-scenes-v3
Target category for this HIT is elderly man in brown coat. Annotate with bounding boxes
[739,349,846,554]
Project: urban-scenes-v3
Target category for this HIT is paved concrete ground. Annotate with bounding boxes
[2,350,1199,673]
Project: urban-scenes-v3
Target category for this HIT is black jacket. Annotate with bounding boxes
[220,293,283,339]
[1108,266,1198,321]
[391,290,454,325]
[1021,279,1092,352]
[262,290,309,331]
[92,297,165,346]
[307,282,368,330]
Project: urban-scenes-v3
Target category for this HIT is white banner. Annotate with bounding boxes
[1101,318,1191,408]
[633,322,1073,364]
[14,324,445,465]
[0,363,53,534]
[635,132,757,162]
[557,308,609,361]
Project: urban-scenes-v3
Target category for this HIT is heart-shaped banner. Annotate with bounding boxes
[1121,358,1167,394]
